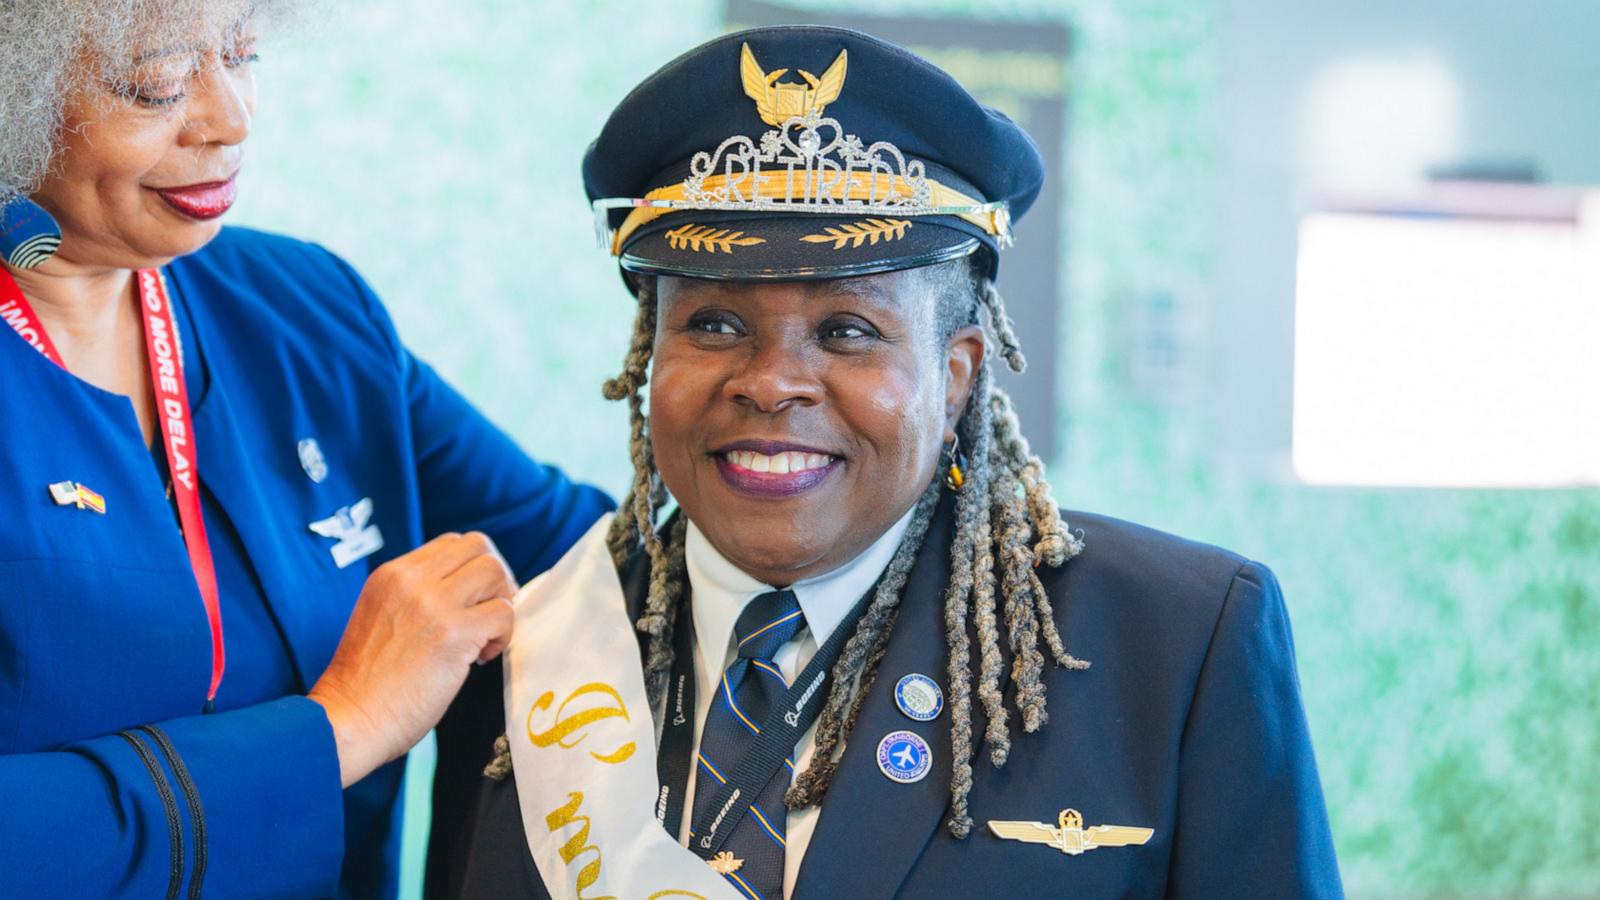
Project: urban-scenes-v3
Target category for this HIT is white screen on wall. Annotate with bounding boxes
[1292,202,1599,488]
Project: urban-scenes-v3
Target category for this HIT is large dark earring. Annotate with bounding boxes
[942,435,967,492]
[0,191,61,270]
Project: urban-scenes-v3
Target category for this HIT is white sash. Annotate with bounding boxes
[504,515,741,900]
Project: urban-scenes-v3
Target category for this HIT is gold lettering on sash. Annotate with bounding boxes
[527,682,637,764]
[542,793,708,900]
[546,792,612,900]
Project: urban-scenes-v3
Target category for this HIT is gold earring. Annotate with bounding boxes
[943,436,966,491]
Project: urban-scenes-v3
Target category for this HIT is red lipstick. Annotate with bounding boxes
[152,174,238,220]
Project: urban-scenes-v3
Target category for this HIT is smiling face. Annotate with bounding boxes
[29,10,259,271]
[649,266,985,586]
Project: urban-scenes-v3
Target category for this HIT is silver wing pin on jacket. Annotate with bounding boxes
[308,497,384,569]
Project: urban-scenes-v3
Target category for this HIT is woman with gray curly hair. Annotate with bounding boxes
[433,26,1341,900]
[0,2,609,897]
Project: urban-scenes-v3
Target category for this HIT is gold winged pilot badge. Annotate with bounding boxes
[988,809,1154,857]
[740,42,848,126]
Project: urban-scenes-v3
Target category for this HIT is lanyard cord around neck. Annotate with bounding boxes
[653,579,879,858]
[1,266,225,711]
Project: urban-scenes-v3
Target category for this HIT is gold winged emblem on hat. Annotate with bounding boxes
[740,42,848,127]
[987,809,1154,856]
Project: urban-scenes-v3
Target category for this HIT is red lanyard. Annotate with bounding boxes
[1,267,225,706]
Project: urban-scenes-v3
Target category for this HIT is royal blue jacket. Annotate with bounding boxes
[433,494,1343,898]
[0,227,612,898]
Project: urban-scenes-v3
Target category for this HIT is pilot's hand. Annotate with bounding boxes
[308,532,516,787]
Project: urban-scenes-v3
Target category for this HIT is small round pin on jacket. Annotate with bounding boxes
[877,730,932,784]
[298,437,329,483]
[894,673,944,722]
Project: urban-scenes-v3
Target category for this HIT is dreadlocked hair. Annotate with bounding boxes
[603,257,1088,840]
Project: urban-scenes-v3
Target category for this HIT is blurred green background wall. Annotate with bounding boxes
[233,1,1600,896]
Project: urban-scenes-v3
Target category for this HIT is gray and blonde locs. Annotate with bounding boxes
[606,257,1089,838]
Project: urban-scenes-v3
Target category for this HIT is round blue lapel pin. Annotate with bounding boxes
[894,673,944,722]
[877,730,932,784]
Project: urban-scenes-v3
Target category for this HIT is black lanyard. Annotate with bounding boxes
[653,583,876,858]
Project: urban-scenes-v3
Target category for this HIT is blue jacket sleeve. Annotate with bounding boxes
[403,350,613,580]
[331,254,613,583]
[0,696,344,899]
[1167,562,1344,899]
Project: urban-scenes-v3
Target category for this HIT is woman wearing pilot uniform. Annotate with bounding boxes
[0,3,609,897]
[431,25,1341,900]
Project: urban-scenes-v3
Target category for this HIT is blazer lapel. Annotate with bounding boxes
[793,493,960,900]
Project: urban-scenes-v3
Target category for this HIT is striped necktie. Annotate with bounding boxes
[693,589,807,900]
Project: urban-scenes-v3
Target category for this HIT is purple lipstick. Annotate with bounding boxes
[712,440,842,498]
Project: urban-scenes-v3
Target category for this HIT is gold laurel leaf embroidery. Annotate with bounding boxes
[664,223,766,253]
[799,218,913,250]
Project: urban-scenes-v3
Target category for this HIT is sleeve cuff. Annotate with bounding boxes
[151,695,346,898]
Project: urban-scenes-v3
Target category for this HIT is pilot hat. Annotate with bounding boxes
[583,25,1045,285]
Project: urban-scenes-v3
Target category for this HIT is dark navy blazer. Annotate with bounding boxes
[0,227,611,898]
[430,494,1343,898]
